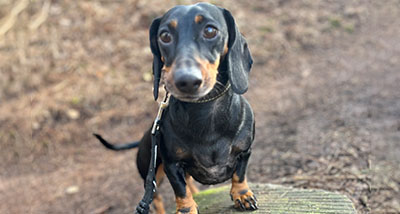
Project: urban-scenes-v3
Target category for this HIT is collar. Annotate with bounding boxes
[188,81,231,104]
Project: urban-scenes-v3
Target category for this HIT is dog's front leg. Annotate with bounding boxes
[164,162,198,214]
[230,150,258,210]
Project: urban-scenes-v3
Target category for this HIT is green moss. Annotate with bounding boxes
[329,18,342,28]
[194,185,228,197]
[259,26,274,33]
[70,96,81,105]
[344,23,355,33]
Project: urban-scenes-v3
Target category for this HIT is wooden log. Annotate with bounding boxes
[170,183,356,214]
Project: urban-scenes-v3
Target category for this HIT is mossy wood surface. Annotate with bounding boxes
[171,183,356,214]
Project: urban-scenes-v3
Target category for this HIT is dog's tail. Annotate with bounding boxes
[93,133,139,151]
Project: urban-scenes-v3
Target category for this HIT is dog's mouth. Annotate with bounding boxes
[164,79,229,103]
[164,82,214,102]
[161,58,219,102]
[175,95,202,102]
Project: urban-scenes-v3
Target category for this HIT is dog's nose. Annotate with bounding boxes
[174,71,202,94]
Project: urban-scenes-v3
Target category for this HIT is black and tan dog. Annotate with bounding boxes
[94,3,257,214]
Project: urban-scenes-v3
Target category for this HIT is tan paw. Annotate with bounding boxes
[230,188,258,210]
[176,193,198,214]
[176,204,198,214]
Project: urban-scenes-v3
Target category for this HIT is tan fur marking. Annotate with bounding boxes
[153,164,166,214]
[169,20,178,28]
[196,55,220,91]
[186,174,199,194]
[231,173,256,209]
[153,193,166,214]
[162,64,171,73]
[155,164,165,185]
[231,173,250,193]
[176,185,198,214]
[223,43,229,56]
[162,62,174,88]
[176,147,189,159]
[194,15,203,24]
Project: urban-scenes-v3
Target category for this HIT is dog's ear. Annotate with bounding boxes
[222,9,253,94]
[149,17,163,100]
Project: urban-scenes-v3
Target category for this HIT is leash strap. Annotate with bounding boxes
[135,92,169,214]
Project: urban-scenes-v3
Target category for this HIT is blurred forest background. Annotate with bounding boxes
[0,0,399,213]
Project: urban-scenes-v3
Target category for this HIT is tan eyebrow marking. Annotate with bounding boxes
[169,20,178,28]
[223,43,229,56]
[194,15,203,23]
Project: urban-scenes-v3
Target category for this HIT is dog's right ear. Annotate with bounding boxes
[149,17,163,100]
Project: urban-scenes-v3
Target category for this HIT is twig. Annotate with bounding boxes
[90,205,112,214]
[29,0,51,30]
[0,0,29,36]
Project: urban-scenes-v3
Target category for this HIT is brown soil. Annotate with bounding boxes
[0,0,399,213]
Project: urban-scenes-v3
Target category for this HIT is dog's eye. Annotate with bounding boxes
[203,26,218,39]
[159,31,172,44]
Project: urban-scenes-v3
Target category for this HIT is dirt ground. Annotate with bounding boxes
[0,0,399,213]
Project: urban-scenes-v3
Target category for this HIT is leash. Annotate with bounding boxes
[135,91,170,214]
[134,82,228,213]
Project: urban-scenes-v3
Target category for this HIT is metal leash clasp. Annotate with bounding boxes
[135,91,170,214]
[151,91,170,135]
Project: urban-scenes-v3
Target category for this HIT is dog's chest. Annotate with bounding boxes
[182,140,241,185]
[192,141,232,166]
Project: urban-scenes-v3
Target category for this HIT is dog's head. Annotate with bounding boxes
[150,3,253,101]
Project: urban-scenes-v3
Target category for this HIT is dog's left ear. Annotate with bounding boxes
[222,9,253,94]
[149,17,163,100]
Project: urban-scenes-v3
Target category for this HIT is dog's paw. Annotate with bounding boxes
[176,205,198,214]
[230,188,258,211]
[176,195,198,214]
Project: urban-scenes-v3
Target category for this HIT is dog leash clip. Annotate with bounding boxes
[151,92,170,135]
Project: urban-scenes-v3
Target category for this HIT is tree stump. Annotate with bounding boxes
[171,183,356,214]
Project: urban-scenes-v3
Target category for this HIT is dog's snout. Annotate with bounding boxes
[174,70,203,94]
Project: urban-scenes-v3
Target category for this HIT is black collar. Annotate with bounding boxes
[188,81,231,104]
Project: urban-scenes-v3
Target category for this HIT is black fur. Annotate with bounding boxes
[149,17,163,100]
[222,9,253,94]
